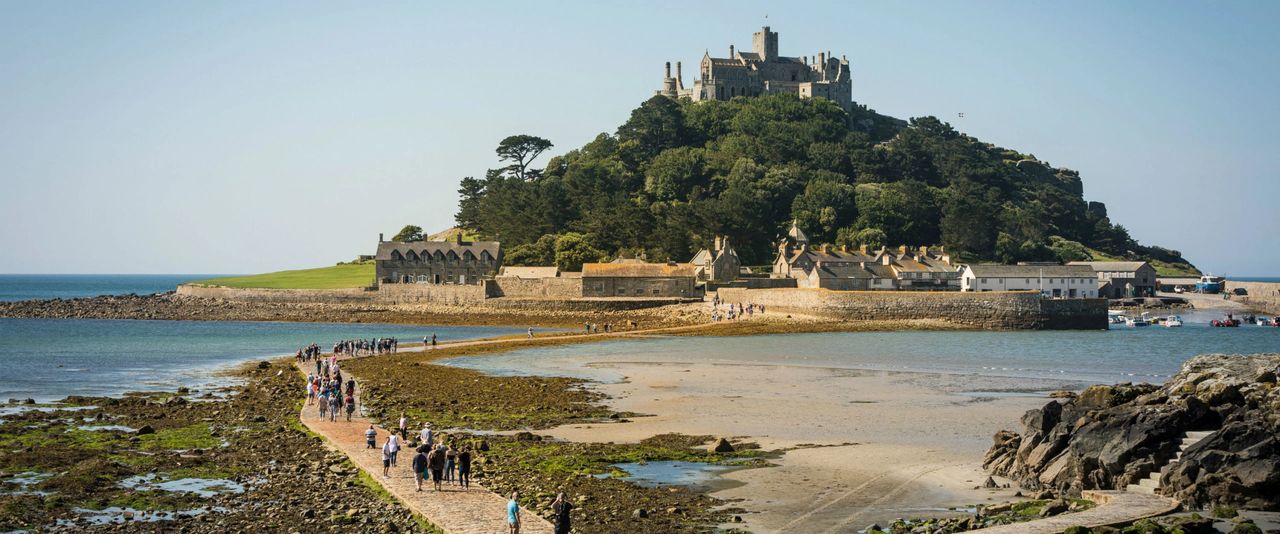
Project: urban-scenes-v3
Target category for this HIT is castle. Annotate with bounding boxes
[658,26,853,111]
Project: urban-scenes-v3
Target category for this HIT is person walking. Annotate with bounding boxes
[344,392,356,421]
[427,444,446,491]
[444,444,456,485]
[419,423,433,449]
[411,447,429,491]
[507,491,521,534]
[430,334,437,349]
[387,432,401,467]
[328,392,340,422]
[457,447,472,489]
[551,492,573,534]
[365,425,377,449]
[527,327,534,339]
[381,437,393,478]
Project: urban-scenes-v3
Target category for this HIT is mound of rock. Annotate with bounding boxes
[984,353,1280,510]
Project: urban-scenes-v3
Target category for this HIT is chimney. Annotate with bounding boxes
[919,246,929,257]
[675,62,684,90]
[803,55,807,64]
[714,235,722,252]
[379,233,384,243]
[665,61,671,79]
[882,254,892,265]
[859,244,868,254]
[840,245,848,253]
[821,244,830,254]
[819,52,826,65]
[898,245,908,255]
[729,44,735,57]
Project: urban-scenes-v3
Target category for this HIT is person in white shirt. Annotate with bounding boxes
[419,423,433,449]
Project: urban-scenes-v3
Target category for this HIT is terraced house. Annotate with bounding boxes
[375,234,502,285]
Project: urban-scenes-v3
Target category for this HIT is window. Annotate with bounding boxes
[980,278,987,284]
[652,289,660,295]
[617,288,626,295]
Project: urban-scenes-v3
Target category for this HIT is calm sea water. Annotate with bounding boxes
[442,308,1280,388]
[1233,277,1280,283]
[0,274,226,302]
[0,318,526,402]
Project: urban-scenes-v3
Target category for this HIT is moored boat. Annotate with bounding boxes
[1126,313,1150,327]
[1164,315,1183,327]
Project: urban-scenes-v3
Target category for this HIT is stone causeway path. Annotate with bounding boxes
[295,359,555,534]
[293,325,712,534]
[966,490,1179,534]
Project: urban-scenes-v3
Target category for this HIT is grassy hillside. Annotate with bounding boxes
[195,263,374,289]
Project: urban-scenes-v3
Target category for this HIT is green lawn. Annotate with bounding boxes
[194,263,375,289]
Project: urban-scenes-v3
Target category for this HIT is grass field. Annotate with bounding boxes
[194,263,374,289]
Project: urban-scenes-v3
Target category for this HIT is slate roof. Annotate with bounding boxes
[376,240,500,261]
[1067,261,1152,273]
[581,262,697,278]
[791,249,875,264]
[815,263,875,279]
[963,264,1095,278]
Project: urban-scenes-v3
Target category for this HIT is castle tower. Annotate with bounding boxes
[660,61,677,97]
[753,26,778,62]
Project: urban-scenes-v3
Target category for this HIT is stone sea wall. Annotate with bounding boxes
[714,287,1106,329]
[177,283,489,305]
[489,277,584,299]
[1227,280,1280,315]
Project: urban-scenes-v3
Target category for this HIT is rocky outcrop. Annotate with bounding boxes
[984,353,1280,510]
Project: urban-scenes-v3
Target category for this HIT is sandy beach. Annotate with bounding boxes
[540,359,1075,532]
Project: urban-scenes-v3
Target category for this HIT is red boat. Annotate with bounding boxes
[1211,314,1241,327]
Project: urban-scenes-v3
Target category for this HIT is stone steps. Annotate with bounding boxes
[1124,429,1217,495]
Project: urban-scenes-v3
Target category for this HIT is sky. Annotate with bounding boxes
[1,1,1277,275]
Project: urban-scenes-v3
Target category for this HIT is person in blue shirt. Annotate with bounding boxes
[507,490,520,534]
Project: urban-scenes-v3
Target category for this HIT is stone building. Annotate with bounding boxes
[658,26,853,111]
[770,222,957,290]
[958,264,1098,298]
[1067,261,1157,298]
[581,261,698,298]
[375,233,501,285]
[690,236,741,282]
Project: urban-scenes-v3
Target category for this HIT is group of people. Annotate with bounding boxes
[307,368,356,422]
[302,342,574,534]
[710,297,763,322]
[334,337,399,357]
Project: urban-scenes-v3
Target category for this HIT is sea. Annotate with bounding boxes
[0,275,527,402]
[1,275,1277,403]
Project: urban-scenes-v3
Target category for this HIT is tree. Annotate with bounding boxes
[791,175,856,244]
[854,181,938,246]
[644,147,707,201]
[554,233,607,272]
[1048,236,1091,263]
[391,225,424,242]
[941,179,1000,257]
[496,135,554,181]
[835,227,887,250]
[455,176,485,229]
[617,95,688,165]
[504,234,558,266]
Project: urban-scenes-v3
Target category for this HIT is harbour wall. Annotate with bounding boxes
[175,283,685,311]
[1227,280,1280,315]
[714,287,1107,330]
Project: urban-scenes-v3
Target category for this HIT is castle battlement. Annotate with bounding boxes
[659,26,853,110]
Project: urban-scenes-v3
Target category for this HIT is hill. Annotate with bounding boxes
[453,93,1197,272]
[194,263,374,289]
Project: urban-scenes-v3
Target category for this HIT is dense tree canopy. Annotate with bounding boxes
[454,94,1193,269]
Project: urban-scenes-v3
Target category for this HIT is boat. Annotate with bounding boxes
[1211,314,1241,327]
[1164,315,1183,327]
[1108,310,1128,325]
[1256,316,1273,326]
[1195,275,1226,294]
[1126,313,1151,327]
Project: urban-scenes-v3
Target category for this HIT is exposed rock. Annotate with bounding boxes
[985,353,1280,509]
[981,476,998,489]
[135,425,155,435]
[709,437,735,453]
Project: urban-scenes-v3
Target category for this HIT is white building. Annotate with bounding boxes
[958,264,1098,298]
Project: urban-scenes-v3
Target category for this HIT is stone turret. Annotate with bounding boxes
[753,26,778,62]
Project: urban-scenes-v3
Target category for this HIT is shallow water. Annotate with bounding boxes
[597,461,735,489]
[120,474,245,497]
[0,318,528,402]
[440,309,1279,387]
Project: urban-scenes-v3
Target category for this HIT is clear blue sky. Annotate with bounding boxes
[1,1,1276,275]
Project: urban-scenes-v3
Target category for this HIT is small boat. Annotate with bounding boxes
[1211,314,1241,327]
[1257,317,1273,326]
[1126,313,1151,327]
[1164,315,1183,328]
[1108,310,1128,325]
[1195,275,1226,294]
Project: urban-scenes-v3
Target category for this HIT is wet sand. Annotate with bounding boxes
[541,360,1071,532]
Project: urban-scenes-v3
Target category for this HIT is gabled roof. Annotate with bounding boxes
[814,263,874,279]
[962,264,1095,278]
[792,249,875,264]
[787,221,809,244]
[581,262,697,278]
[376,240,500,261]
[1067,261,1151,273]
